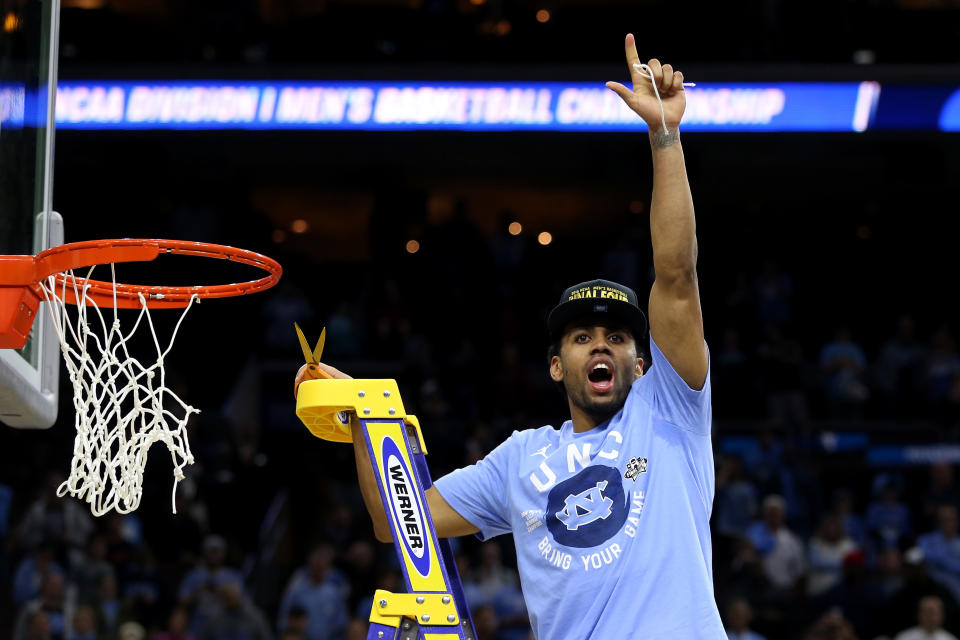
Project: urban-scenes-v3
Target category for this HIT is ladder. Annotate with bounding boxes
[296,378,478,640]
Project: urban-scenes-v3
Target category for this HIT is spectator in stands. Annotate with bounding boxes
[741,432,783,495]
[200,583,272,640]
[471,543,518,607]
[747,495,806,591]
[14,572,71,640]
[316,504,353,550]
[802,609,859,640]
[925,326,960,419]
[746,495,806,593]
[67,606,96,640]
[868,475,912,550]
[472,605,499,640]
[458,546,530,640]
[15,610,52,640]
[924,465,960,523]
[15,473,93,559]
[725,538,777,614]
[808,514,859,597]
[178,535,244,634]
[918,505,960,605]
[894,595,958,640]
[121,548,161,630]
[875,315,925,415]
[344,619,366,640]
[14,542,64,606]
[103,514,142,584]
[71,535,112,607]
[819,326,870,418]
[877,546,907,600]
[879,547,960,639]
[831,489,867,549]
[117,622,145,640]
[340,539,377,616]
[277,543,349,640]
[277,605,309,636]
[714,456,759,541]
[815,550,883,639]
[94,574,120,637]
[150,605,196,640]
[725,598,766,640]
[490,577,529,640]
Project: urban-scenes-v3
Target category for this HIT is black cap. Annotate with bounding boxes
[547,279,647,341]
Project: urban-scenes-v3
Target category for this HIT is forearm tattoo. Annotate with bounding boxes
[650,128,680,149]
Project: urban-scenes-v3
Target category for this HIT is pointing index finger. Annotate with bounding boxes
[624,33,642,84]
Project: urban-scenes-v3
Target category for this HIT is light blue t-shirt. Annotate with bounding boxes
[434,338,724,640]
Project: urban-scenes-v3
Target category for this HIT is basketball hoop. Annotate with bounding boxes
[0,239,282,516]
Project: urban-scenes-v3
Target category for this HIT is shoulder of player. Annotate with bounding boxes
[500,424,561,452]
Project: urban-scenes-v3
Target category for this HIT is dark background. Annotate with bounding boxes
[4,1,960,640]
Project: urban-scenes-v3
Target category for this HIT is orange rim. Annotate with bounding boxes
[1,239,282,309]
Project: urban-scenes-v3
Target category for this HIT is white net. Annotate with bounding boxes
[40,264,199,516]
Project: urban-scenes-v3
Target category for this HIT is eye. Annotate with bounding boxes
[608,333,624,343]
[575,333,590,343]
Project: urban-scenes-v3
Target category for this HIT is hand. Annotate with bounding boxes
[605,34,686,132]
[293,361,352,398]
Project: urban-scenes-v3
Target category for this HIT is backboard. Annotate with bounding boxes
[0,0,62,428]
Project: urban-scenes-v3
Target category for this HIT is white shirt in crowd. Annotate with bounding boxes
[807,536,858,596]
[763,528,806,590]
[894,627,959,640]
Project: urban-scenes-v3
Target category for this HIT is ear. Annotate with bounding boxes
[635,357,644,380]
[550,355,564,382]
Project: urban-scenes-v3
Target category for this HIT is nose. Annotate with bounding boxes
[591,335,612,353]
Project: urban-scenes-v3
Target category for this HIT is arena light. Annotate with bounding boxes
[537,232,552,246]
[405,239,420,254]
[4,11,20,32]
[508,221,522,235]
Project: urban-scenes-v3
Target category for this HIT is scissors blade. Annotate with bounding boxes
[313,327,326,364]
[295,323,316,364]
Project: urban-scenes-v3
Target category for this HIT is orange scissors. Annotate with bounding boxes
[294,323,332,397]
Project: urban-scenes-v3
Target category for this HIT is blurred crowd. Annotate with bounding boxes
[6,458,960,640]
[3,194,960,640]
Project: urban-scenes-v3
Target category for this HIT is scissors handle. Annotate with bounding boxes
[294,362,333,398]
[305,363,332,379]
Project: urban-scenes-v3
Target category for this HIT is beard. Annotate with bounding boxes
[564,372,633,423]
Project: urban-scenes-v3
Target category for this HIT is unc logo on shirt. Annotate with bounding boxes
[546,466,628,548]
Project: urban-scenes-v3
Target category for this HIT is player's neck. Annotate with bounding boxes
[568,402,612,433]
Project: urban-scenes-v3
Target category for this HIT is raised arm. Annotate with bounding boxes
[606,34,708,389]
[294,363,478,542]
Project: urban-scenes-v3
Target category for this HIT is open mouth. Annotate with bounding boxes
[587,362,614,393]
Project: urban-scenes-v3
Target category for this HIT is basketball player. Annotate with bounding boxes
[296,34,724,639]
